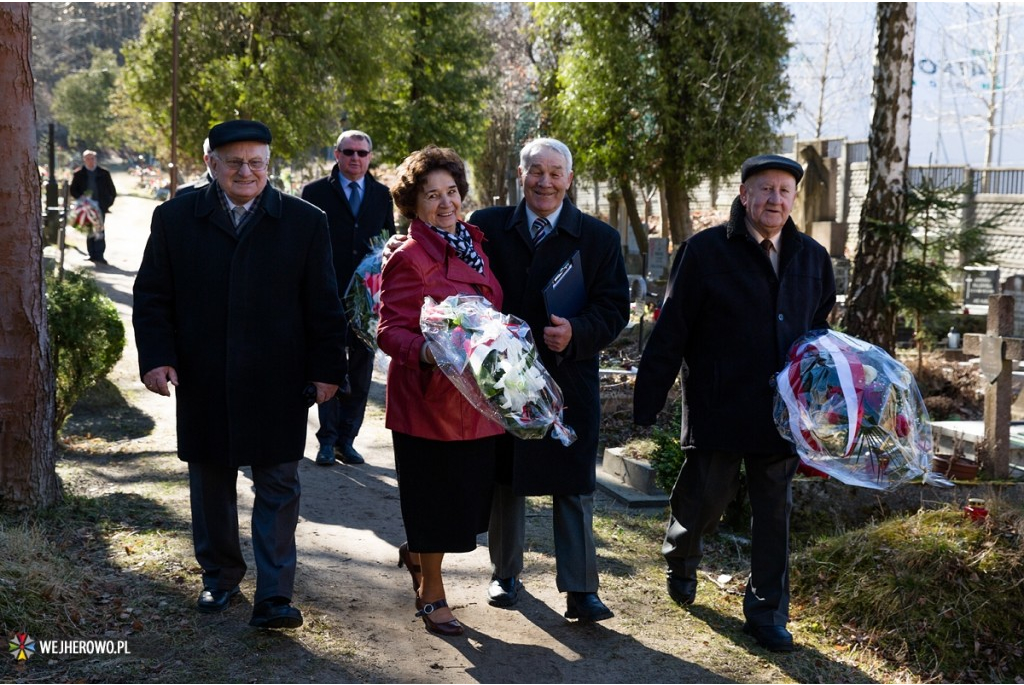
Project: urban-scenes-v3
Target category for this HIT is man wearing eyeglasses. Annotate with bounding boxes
[301,130,395,467]
[133,119,348,630]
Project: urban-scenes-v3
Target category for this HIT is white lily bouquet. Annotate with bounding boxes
[420,294,577,445]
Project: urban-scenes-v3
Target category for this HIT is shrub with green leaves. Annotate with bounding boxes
[46,269,125,433]
[648,426,685,493]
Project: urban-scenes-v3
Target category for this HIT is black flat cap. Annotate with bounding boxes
[741,154,803,184]
[208,119,272,149]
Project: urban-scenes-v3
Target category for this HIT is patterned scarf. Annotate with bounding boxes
[430,222,484,274]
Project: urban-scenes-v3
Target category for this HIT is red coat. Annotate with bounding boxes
[377,219,505,441]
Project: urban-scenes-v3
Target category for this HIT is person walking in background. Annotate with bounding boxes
[70,149,117,263]
[133,119,348,630]
[633,154,836,652]
[471,138,630,622]
[377,146,504,637]
[302,130,396,466]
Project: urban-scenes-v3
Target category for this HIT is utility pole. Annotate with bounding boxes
[170,2,180,197]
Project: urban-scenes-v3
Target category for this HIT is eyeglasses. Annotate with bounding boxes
[216,156,268,171]
[340,148,370,158]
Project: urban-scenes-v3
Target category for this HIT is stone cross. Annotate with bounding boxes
[963,293,1023,479]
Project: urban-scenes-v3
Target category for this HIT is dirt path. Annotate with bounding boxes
[50,177,849,684]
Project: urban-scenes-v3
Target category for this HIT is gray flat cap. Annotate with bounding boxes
[741,154,803,184]
[208,119,272,150]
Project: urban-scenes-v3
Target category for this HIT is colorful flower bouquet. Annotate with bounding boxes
[420,294,577,445]
[773,330,950,491]
[68,196,103,237]
[343,233,388,350]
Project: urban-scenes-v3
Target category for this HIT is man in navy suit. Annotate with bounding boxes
[302,130,395,466]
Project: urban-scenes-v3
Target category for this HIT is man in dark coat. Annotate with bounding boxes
[633,154,836,652]
[70,149,117,263]
[301,129,395,466]
[471,138,629,622]
[133,119,348,630]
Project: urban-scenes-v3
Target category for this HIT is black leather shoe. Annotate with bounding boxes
[564,592,614,622]
[667,575,697,606]
[315,445,336,466]
[743,623,794,652]
[196,586,240,613]
[334,442,365,465]
[250,598,303,629]
[487,576,523,607]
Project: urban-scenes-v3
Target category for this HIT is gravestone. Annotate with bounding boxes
[962,294,1023,478]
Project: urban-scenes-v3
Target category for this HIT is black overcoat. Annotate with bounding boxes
[133,182,348,467]
[70,165,117,213]
[300,166,395,297]
[471,198,629,496]
[633,196,836,454]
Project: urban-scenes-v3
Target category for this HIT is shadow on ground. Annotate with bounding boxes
[62,378,155,442]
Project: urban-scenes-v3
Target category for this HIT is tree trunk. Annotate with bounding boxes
[663,178,692,248]
[618,176,648,255]
[840,3,916,352]
[0,3,61,509]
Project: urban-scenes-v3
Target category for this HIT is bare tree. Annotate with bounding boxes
[842,3,917,351]
[0,3,61,508]
[476,3,537,207]
[788,4,873,139]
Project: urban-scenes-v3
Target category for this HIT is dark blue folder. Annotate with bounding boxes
[543,251,586,319]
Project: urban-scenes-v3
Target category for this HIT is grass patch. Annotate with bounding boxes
[0,519,88,639]
[792,504,1024,682]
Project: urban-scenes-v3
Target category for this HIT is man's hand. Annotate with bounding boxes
[312,381,339,404]
[143,366,178,396]
[543,314,572,353]
[382,233,409,266]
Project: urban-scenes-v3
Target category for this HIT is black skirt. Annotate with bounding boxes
[392,431,497,553]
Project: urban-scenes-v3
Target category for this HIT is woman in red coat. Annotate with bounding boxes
[377,146,504,636]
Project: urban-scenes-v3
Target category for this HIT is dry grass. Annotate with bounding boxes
[791,504,1024,682]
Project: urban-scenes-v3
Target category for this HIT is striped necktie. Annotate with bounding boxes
[532,216,550,246]
[231,205,247,232]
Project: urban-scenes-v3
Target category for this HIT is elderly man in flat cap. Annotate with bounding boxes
[133,119,348,629]
[634,154,835,652]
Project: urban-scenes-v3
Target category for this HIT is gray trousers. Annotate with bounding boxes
[662,449,798,626]
[488,482,599,593]
[188,460,301,604]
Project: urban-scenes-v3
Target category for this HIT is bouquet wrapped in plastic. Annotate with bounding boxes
[420,294,577,445]
[773,330,949,491]
[343,233,388,350]
[68,196,103,237]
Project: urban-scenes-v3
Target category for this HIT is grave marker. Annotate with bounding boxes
[963,294,1022,478]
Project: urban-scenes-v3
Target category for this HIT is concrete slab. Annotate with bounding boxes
[929,420,1024,478]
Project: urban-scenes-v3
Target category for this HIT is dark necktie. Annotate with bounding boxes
[349,181,361,215]
[532,216,550,246]
[760,238,772,256]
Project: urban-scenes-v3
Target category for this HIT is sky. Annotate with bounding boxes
[786,2,1024,167]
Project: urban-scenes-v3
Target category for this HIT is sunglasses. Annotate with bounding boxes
[340,148,370,158]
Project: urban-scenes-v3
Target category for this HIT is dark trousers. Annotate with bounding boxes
[87,213,106,261]
[188,460,301,604]
[316,340,373,448]
[662,450,798,626]
[488,482,600,593]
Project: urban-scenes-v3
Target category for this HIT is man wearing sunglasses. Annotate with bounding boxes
[302,130,395,467]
